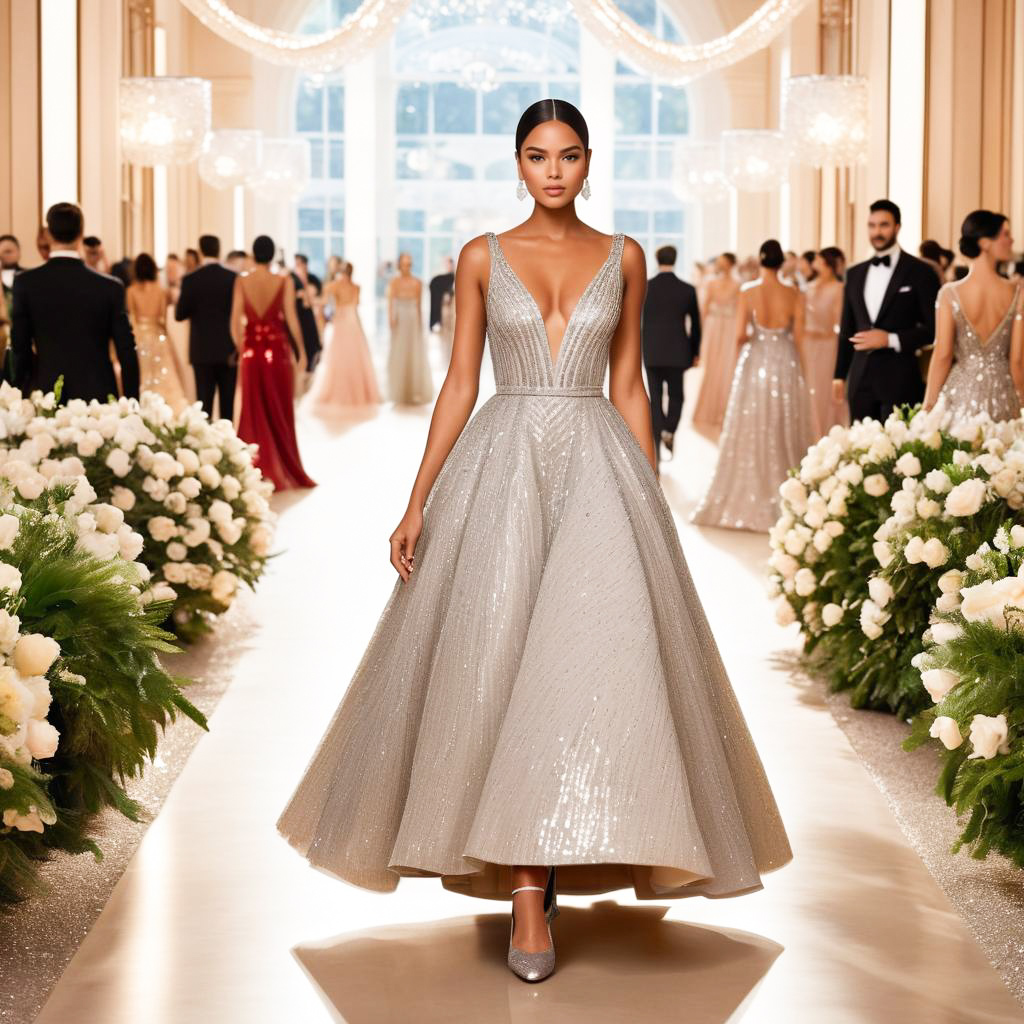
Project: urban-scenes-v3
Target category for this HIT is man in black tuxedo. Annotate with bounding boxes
[428,257,455,330]
[833,199,940,421]
[175,234,237,419]
[11,203,139,402]
[642,245,701,461]
[291,253,322,373]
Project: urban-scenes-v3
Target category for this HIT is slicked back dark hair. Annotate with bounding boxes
[515,98,589,155]
[869,198,901,224]
[45,203,84,244]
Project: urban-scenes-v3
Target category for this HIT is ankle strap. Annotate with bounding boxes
[510,885,545,895]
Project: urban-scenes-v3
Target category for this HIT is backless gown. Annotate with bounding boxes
[277,231,792,901]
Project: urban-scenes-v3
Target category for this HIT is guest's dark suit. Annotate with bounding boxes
[10,256,139,402]
[428,271,455,330]
[291,272,321,371]
[642,270,701,452]
[175,262,237,419]
[835,251,939,421]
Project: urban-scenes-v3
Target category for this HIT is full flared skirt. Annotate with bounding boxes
[308,309,381,411]
[277,391,792,901]
[804,333,850,438]
[135,321,191,414]
[692,336,815,532]
[691,310,738,437]
[938,359,1022,423]
[387,314,434,405]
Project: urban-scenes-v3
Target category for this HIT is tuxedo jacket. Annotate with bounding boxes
[175,262,237,365]
[641,271,701,369]
[10,257,139,402]
[428,271,455,329]
[835,251,939,407]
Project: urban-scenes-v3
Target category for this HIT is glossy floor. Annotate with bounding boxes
[35,372,1024,1023]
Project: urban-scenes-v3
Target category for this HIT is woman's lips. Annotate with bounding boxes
[544,186,565,194]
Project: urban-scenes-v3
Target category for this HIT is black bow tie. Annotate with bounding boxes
[871,254,892,267]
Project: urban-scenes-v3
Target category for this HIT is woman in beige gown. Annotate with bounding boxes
[126,253,190,413]
[308,261,381,411]
[693,240,815,532]
[387,253,434,405]
[803,247,849,437]
[691,252,740,437]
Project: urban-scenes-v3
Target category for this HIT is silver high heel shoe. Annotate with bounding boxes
[507,866,559,982]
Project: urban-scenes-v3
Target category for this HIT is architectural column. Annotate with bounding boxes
[579,26,614,234]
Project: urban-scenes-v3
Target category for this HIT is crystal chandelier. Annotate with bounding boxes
[409,0,569,28]
[671,140,729,203]
[783,75,869,168]
[721,130,787,192]
[119,77,211,166]
[249,138,311,203]
[198,130,263,189]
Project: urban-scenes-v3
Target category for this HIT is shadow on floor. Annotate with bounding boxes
[293,900,783,1023]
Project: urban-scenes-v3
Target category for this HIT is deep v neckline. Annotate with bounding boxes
[954,282,1021,349]
[490,232,618,375]
[245,278,287,321]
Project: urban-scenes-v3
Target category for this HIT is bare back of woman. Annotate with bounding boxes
[126,281,169,325]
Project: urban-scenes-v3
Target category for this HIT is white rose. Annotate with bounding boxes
[868,577,894,608]
[210,570,238,605]
[250,524,273,557]
[110,486,136,511]
[916,497,941,519]
[960,575,1024,630]
[864,474,889,497]
[198,464,222,489]
[176,477,202,499]
[3,807,45,833]
[76,429,104,458]
[150,451,184,481]
[990,467,1018,498]
[1011,525,1024,549]
[952,449,971,466]
[147,516,178,543]
[924,469,952,494]
[16,473,46,501]
[183,517,211,548]
[0,609,21,653]
[216,519,243,546]
[837,463,863,486]
[176,448,200,474]
[784,531,808,557]
[117,525,144,562]
[904,536,925,564]
[25,718,60,759]
[105,448,133,477]
[859,598,890,639]
[967,713,1011,760]
[77,530,120,561]
[163,562,189,584]
[921,667,959,703]
[977,453,1004,475]
[873,541,894,567]
[936,592,962,613]
[0,563,23,594]
[207,499,233,526]
[163,492,188,515]
[929,716,964,750]
[166,542,188,562]
[929,621,963,645]
[945,478,988,517]
[937,569,964,595]
[769,550,799,580]
[822,603,844,627]
[824,520,844,538]
[13,633,61,677]
[894,452,922,476]
[221,475,241,500]
[0,767,12,789]
[0,514,19,551]
[92,504,124,534]
[890,490,917,524]
[812,529,832,554]
[199,447,221,465]
[794,568,817,597]
[921,537,950,569]
[774,596,797,626]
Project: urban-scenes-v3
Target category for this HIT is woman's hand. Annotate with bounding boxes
[389,506,423,582]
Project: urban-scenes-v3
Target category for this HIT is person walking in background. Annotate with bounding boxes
[428,256,455,332]
[231,235,316,492]
[291,253,322,376]
[308,260,380,412]
[0,234,22,380]
[175,234,237,420]
[804,247,849,436]
[691,252,741,438]
[126,252,189,412]
[641,244,700,462]
[225,250,249,273]
[82,236,108,274]
[833,199,940,422]
[387,251,433,405]
[11,202,139,402]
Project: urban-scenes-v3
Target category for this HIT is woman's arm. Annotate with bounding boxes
[388,238,489,581]
[922,287,954,410]
[281,276,306,372]
[608,236,656,473]
[387,278,396,330]
[229,278,245,354]
[793,290,807,374]
[734,288,750,350]
[1010,288,1024,406]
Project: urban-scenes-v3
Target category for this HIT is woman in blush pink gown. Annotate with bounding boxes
[308,261,381,411]
[803,247,849,437]
[691,252,740,438]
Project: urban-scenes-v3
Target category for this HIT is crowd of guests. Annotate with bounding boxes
[642,199,1024,531]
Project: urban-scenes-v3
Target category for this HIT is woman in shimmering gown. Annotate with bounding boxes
[693,240,815,532]
[924,210,1024,421]
[691,252,740,437]
[125,252,190,413]
[387,253,434,405]
[803,247,849,437]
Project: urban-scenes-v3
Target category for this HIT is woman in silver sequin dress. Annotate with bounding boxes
[923,211,1024,422]
[693,240,815,532]
[277,100,792,984]
[125,253,190,413]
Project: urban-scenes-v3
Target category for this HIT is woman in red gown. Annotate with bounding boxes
[230,235,316,491]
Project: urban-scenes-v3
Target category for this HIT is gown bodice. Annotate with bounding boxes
[485,232,625,394]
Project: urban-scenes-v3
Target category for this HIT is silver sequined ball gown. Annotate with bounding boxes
[277,231,793,902]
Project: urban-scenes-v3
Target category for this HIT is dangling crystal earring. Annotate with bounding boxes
[516,179,527,201]
[581,177,591,201]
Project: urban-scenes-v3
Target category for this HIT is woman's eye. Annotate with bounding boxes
[529,154,543,161]
[564,155,578,161]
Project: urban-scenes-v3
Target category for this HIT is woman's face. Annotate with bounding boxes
[516,119,590,208]
[398,253,412,274]
[715,256,733,276]
[983,220,1014,262]
[812,254,832,279]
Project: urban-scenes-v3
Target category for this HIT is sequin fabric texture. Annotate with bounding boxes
[937,281,1023,422]
[693,314,815,533]
[276,231,793,902]
[388,296,434,405]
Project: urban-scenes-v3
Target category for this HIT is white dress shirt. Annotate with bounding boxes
[863,243,901,352]
[48,249,83,260]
